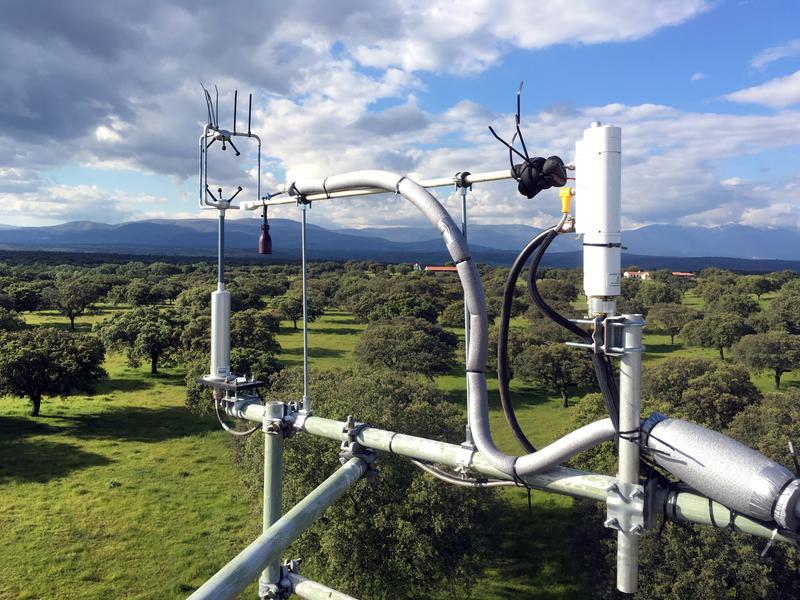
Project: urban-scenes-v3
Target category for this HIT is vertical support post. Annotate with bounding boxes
[259,402,285,598]
[459,182,474,447]
[210,209,231,380]
[617,314,644,593]
[300,202,310,414]
[218,209,225,285]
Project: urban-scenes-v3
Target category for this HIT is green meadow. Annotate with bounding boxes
[1,297,796,599]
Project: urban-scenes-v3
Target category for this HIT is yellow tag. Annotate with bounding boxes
[559,187,573,214]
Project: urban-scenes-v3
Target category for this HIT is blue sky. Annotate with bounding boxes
[1,0,799,231]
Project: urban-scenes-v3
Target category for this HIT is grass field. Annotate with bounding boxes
[2,299,797,599]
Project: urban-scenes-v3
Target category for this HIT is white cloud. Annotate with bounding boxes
[721,177,745,186]
[248,85,800,232]
[350,0,711,74]
[691,72,707,81]
[751,39,800,70]
[5,0,799,233]
[0,184,166,226]
[723,70,800,108]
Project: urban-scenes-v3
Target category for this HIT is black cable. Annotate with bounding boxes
[497,229,552,453]
[525,229,621,431]
[526,228,590,341]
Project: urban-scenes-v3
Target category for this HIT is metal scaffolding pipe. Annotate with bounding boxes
[240,169,514,209]
[259,402,285,596]
[616,315,643,594]
[219,403,797,545]
[188,457,367,600]
[284,573,358,600]
[300,203,310,414]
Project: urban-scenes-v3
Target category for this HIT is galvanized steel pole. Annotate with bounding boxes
[218,402,798,546]
[218,210,225,285]
[300,202,310,414]
[258,402,285,597]
[285,573,358,600]
[188,457,367,600]
[617,315,644,593]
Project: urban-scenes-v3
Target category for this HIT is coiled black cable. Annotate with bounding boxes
[525,227,621,431]
[497,228,553,453]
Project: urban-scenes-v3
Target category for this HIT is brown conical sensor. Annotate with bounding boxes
[259,222,272,255]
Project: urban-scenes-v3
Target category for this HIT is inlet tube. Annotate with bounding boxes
[288,170,615,477]
[643,414,800,529]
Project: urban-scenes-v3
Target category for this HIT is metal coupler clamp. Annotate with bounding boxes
[339,415,379,480]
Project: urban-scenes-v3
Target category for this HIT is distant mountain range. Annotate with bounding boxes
[0,219,798,271]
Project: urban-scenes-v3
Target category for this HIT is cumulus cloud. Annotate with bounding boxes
[252,86,800,232]
[751,39,800,70]
[723,70,800,108]
[691,72,707,81]
[2,0,798,232]
[350,0,711,74]
[0,184,166,225]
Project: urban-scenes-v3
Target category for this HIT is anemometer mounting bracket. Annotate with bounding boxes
[566,315,644,356]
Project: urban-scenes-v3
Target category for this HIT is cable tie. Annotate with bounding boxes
[454,256,472,265]
[761,528,779,558]
[394,176,406,195]
[322,177,331,199]
[582,242,622,248]
[464,369,484,374]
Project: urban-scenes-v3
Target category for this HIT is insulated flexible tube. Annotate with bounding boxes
[288,170,616,477]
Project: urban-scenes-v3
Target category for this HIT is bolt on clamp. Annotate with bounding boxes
[605,481,646,535]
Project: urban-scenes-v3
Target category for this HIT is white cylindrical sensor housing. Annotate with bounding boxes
[210,287,231,380]
[575,123,622,310]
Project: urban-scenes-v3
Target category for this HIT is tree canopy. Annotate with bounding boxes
[732,332,800,389]
[231,368,500,599]
[705,292,760,318]
[642,357,761,429]
[97,307,182,374]
[0,328,106,416]
[647,303,700,344]
[43,279,102,329]
[354,318,457,377]
[680,312,753,359]
[512,342,594,407]
[274,292,324,330]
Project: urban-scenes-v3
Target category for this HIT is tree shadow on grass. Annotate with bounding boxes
[482,494,584,599]
[0,437,111,484]
[642,342,683,359]
[95,376,154,394]
[53,406,214,443]
[440,374,554,410]
[29,319,94,333]
[0,415,62,439]
[306,327,363,336]
[281,347,346,360]
[323,316,362,325]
